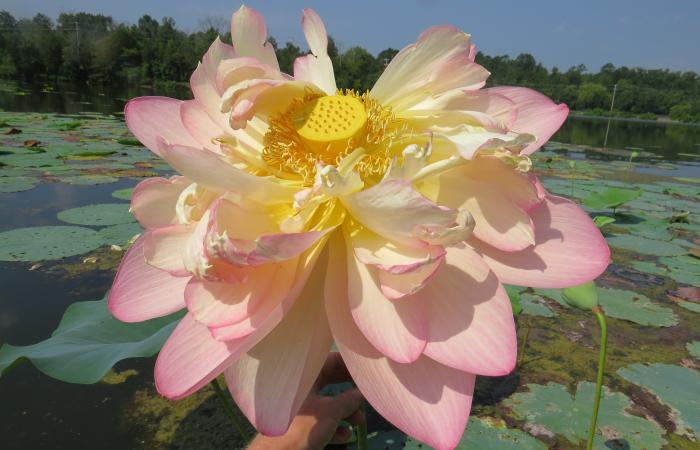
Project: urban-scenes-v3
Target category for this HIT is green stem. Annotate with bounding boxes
[586,307,608,450]
[357,402,368,450]
[211,378,250,441]
[517,320,531,368]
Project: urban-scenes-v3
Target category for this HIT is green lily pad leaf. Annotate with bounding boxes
[111,187,134,200]
[678,301,700,313]
[56,175,119,185]
[592,216,616,228]
[562,281,598,310]
[519,293,555,317]
[618,363,700,438]
[597,288,678,327]
[0,296,182,384]
[97,222,142,246]
[583,187,641,210]
[404,417,546,449]
[630,260,667,277]
[606,234,687,256]
[0,226,105,261]
[505,381,666,449]
[350,430,405,450]
[0,175,38,193]
[687,341,700,359]
[57,203,135,226]
[504,285,523,316]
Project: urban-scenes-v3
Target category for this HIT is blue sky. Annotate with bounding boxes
[3,0,699,72]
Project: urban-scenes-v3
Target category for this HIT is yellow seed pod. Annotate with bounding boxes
[293,95,367,153]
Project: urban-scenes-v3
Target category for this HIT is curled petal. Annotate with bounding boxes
[109,235,189,322]
[378,256,444,300]
[125,97,200,156]
[294,9,336,94]
[346,234,427,363]
[325,234,475,450]
[487,86,568,155]
[180,100,225,153]
[473,195,610,288]
[351,228,445,274]
[131,176,189,229]
[422,245,516,376]
[230,5,279,70]
[142,224,192,276]
[224,252,331,436]
[190,37,235,130]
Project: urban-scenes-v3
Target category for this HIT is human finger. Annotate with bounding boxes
[315,352,352,388]
[328,387,364,421]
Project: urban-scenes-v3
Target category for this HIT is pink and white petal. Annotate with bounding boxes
[230,80,324,125]
[125,97,201,156]
[438,178,535,252]
[224,254,332,436]
[325,234,475,450]
[343,179,458,249]
[157,141,295,204]
[142,224,192,276]
[378,256,443,300]
[130,176,189,229]
[472,195,610,288]
[294,9,336,94]
[185,264,277,328]
[405,90,516,130]
[487,86,568,155]
[422,245,517,376]
[371,26,488,110]
[156,240,327,400]
[190,38,235,129]
[230,6,279,70]
[180,100,224,153]
[351,228,445,274]
[346,237,427,363]
[109,235,189,322]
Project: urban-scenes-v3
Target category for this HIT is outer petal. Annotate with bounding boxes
[325,234,475,450]
[351,228,446,274]
[108,235,189,322]
[157,140,295,204]
[343,179,460,248]
[142,224,192,276]
[346,236,427,363]
[294,9,336,95]
[377,257,443,300]
[180,100,225,153]
[130,176,189,229]
[190,37,235,130]
[472,195,610,288]
[224,249,332,436]
[230,6,279,70]
[371,26,489,111]
[422,245,516,375]
[155,239,326,399]
[487,86,568,155]
[125,97,201,156]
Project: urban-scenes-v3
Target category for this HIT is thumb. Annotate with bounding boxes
[329,387,364,421]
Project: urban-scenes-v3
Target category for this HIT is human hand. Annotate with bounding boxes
[247,352,365,450]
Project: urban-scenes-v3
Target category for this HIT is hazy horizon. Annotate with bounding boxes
[2,0,699,73]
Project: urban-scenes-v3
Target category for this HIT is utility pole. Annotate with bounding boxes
[603,83,617,149]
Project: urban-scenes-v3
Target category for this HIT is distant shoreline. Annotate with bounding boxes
[568,111,700,127]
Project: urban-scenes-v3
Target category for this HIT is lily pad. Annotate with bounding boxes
[687,341,700,359]
[519,293,555,317]
[404,417,547,449]
[597,288,678,327]
[0,176,38,193]
[0,296,182,384]
[56,175,119,185]
[0,226,105,261]
[111,187,134,200]
[505,381,666,449]
[618,363,700,438]
[97,222,142,246]
[606,234,687,257]
[583,187,641,211]
[57,203,135,226]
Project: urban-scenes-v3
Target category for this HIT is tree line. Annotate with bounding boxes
[1,11,699,122]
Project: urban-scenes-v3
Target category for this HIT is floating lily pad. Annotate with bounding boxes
[404,417,547,450]
[0,176,38,193]
[56,175,119,185]
[606,234,687,257]
[583,187,641,211]
[597,288,678,327]
[519,293,555,317]
[592,216,616,228]
[111,187,134,200]
[97,222,142,246]
[677,301,700,313]
[57,203,134,226]
[618,363,700,439]
[505,381,666,449]
[0,226,104,261]
[0,295,182,384]
[687,341,700,359]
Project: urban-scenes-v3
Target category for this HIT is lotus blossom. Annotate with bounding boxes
[108,6,609,449]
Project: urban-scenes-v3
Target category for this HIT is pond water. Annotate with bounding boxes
[1,83,699,449]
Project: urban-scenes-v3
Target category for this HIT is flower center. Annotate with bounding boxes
[261,90,408,185]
